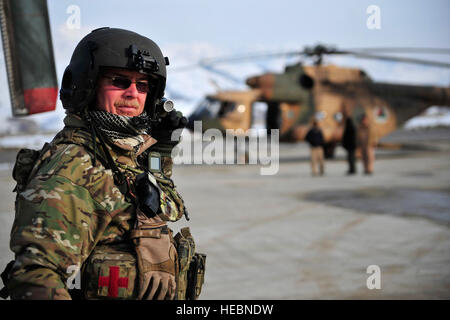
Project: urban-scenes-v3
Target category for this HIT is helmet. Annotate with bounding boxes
[60,27,169,113]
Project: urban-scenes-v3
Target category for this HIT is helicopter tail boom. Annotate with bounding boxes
[369,82,450,107]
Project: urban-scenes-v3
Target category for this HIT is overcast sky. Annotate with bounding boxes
[47,0,449,49]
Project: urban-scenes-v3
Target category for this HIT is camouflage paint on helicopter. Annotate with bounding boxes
[188,61,450,157]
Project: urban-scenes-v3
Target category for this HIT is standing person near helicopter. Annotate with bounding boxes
[305,119,325,176]
[357,113,377,175]
[342,113,357,175]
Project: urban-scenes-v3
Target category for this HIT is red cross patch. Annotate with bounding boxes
[98,266,129,297]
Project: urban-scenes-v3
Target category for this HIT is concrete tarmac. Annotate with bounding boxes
[0,143,449,299]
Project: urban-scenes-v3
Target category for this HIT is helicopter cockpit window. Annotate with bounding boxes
[334,112,343,122]
[190,98,222,119]
[315,110,326,120]
[218,101,237,117]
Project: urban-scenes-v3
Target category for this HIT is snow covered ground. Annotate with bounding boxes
[404,106,450,129]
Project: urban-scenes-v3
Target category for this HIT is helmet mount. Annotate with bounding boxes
[127,45,159,73]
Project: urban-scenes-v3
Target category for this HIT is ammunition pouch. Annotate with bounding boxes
[174,227,206,300]
[174,227,194,300]
[187,252,206,300]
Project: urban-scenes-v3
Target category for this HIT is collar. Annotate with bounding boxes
[63,113,157,156]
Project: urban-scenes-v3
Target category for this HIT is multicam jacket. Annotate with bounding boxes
[5,113,184,299]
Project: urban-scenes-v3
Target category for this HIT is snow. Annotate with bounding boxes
[0,134,55,150]
[404,106,450,129]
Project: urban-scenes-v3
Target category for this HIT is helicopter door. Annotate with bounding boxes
[250,101,281,135]
[266,102,281,132]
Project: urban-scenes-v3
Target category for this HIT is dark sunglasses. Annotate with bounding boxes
[103,76,151,93]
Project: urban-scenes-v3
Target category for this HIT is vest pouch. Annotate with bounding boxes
[12,149,40,192]
[82,243,139,300]
[174,227,195,300]
[12,143,52,192]
[186,252,206,300]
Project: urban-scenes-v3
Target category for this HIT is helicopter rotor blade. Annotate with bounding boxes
[170,45,450,71]
[346,47,450,55]
[198,64,243,84]
[198,50,302,66]
[170,50,303,71]
[339,51,450,68]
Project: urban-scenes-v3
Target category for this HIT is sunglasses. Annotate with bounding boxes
[103,75,151,93]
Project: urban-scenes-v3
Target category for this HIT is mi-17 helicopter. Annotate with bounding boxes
[185,45,450,157]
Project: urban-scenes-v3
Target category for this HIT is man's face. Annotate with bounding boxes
[96,68,149,117]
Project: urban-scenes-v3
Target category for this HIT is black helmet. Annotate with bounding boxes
[60,27,169,113]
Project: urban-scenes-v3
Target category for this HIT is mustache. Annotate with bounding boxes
[114,99,141,108]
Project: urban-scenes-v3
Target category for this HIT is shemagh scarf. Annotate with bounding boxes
[88,110,150,146]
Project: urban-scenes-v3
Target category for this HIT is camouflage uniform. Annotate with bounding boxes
[5,113,184,299]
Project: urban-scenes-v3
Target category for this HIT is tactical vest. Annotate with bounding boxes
[2,126,205,300]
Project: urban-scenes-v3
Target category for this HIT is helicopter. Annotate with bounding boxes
[185,45,450,157]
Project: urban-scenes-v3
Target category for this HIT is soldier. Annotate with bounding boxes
[305,120,325,176]
[357,114,377,175]
[0,28,205,300]
[342,115,357,175]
